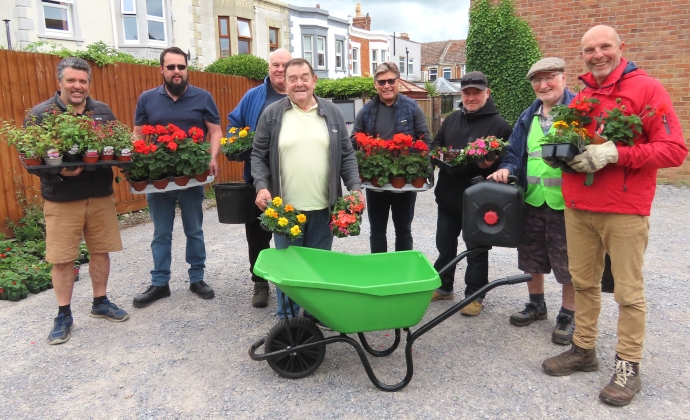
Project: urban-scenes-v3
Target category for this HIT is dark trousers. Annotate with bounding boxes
[366,190,416,253]
[433,207,489,298]
[245,206,272,283]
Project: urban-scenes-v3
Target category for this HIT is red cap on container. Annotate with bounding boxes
[483,211,499,225]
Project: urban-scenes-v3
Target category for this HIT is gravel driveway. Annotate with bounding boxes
[1,183,689,419]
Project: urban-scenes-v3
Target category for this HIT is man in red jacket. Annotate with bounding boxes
[541,25,687,406]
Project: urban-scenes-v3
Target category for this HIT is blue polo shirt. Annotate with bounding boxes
[134,85,220,134]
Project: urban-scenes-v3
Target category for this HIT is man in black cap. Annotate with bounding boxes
[430,71,512,316]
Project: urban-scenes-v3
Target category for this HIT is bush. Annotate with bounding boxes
[204,55,268,81]
[314,77,376,99]
[466,0,542,125]
[21,41,161,67]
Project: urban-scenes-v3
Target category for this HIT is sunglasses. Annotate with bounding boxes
[164,64,187,71]
[375,78,398,86]
[461,77,486,85]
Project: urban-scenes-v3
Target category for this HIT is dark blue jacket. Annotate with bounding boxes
[227,76,270,183]
[350,94,431,146]
[499,89,576,191]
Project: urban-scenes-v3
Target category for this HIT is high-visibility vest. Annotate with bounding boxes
[525,116,565,210]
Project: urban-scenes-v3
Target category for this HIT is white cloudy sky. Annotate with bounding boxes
[288,0,471,42]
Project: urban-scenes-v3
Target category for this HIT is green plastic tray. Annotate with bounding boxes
[254,247,441,333]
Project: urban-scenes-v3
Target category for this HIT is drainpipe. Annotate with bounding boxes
[108,0,119,49]
[3,19,11,50]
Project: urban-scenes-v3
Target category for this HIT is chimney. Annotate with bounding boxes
[399,33,410,40]
[316,4,320,8]
[352,4,371,30]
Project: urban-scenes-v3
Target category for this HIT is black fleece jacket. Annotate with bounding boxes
[432,97,513,212]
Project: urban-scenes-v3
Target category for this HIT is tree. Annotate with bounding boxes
[465,0,541,125]
[424,80,439,97]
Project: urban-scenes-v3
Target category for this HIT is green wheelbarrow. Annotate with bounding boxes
[248,246,531,391]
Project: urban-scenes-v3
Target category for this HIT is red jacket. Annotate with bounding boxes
[562,58,687,216]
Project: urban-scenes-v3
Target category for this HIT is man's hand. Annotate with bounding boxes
[255,188,272,211]
[487,168,510,183]
[61,166,83,177]
[477,157,496,169]
[569,142,619,173]
[209,159,220,177]
[353,190,366,211]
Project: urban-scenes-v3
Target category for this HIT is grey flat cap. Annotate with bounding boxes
[526,57,566,80]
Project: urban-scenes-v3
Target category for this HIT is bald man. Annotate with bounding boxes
[541,25,687,406]
[227,49,292,308]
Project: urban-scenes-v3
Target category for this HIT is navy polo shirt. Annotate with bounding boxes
[134,85,220,134]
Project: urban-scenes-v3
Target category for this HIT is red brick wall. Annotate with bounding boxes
[512,0,690,183]
[350,35,371,77]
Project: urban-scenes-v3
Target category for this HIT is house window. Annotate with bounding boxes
[408,58,413,75]
[316,36,326,68]
[371,49,378,74]
[43,0,74,35]
[237,18,251,54]
[218,17,230,57]
[381,50,386,63]
[335,40,343,70]
[429,68,437,81]
[303,35,313,66]
[461,64,466,77]
[269,27,279,52]
[145,0,165,42]
[399,56,405,74]
[122,0,138,42]
[443,67,451,79]
[352,47,359,75]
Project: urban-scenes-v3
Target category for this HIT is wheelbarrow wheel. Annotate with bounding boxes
[264,318,326,379]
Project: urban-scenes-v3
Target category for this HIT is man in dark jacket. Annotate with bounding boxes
[489,58,576,345]
[350,62,431,253]
[26,57,128,345]
[431,71,512,317]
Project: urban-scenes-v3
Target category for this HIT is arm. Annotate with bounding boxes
[205,121,222,176]
[227,96,248,132]
[251,112,273,209]
[413,105,432,146]
[349,107,366,150]
[490,119,522,182]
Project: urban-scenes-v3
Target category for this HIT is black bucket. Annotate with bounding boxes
[213,183,258,224]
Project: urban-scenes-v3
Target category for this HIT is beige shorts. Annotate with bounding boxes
[44,196,123,264]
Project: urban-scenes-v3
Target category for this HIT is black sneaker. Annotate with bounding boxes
[132,285,171,308]
[552,312,575,345]
[509,301,547,326]
[190,281,215,299]
[47,313,73,345]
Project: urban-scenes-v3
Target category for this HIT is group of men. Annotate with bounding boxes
[29,24,686,407]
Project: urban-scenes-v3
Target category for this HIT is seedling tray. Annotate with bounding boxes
[21,159,131,175]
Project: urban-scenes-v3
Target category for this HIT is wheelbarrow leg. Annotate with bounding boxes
[358,329,401,357]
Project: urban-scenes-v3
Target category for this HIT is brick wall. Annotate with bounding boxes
[350,35,371,77]
[512,0,690,183]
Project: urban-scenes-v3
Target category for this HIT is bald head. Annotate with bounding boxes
[269,49,292,93]
[580,25,625,86]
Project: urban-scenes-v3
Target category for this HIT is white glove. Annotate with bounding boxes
[568,142,619,173]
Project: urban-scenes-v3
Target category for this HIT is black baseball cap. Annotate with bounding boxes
[460,71,488,91]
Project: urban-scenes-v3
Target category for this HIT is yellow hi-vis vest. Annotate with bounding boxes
[525,116,565,210]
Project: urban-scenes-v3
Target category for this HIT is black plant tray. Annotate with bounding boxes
[21,159,132,175]
[224,148,252,162]
[432,157,467,174]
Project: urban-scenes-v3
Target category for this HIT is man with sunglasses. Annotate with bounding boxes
[430,71,512,317]
[132,47,222,308]
[351,62,431,254]
[488,58,577,344]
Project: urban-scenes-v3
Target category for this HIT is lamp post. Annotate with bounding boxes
[405,47,409,81]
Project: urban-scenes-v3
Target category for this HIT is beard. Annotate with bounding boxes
[164,76,188,96]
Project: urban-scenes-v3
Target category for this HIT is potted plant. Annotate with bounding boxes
[540,95,600,163]
[221,125,253,161]
[259,196,307,241]
[430,146,467,174]
[330,193,365,238]
[1,272,28,301]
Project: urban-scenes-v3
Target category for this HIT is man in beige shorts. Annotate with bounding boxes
[27,57,129,345]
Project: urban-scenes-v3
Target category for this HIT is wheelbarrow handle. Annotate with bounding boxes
[436,246,492,277]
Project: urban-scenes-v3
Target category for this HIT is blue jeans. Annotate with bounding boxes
[273,208,333,319]
[147,186,206,286]
[366,189,416,253]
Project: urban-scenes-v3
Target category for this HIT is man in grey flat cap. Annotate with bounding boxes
[488,57,576,344]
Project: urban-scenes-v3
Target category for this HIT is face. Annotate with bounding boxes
[58,67,90,107]
[374,71,400,104]
[461,87,490,113]
[160,52,188,95]
[531,71,567,106]
[286,64,317,104]
[580,25,625,85]
[268,50,291,92]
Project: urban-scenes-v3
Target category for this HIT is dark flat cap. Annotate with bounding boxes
[526,57,566,80]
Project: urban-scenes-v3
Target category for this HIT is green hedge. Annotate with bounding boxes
[314,76,376,99]
[22,41,160,67]
[204,55,268,81]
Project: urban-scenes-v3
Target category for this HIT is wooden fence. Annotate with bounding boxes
[0,49,260,236]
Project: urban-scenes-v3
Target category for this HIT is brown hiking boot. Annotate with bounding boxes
[252,282,269,308]
[599,357,642,406]
[542,344,599,376]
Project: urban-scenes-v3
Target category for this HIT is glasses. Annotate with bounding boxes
[164,64,187,71]
[375,78,398,86]
[531,72,562,86]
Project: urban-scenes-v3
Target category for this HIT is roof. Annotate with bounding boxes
[398,79,428,99]
[421,40,466,66]
[433,78,461,94]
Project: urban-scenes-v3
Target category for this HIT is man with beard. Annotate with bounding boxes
[131,47,222,308]
[227,49,291,308]
[430,71,512,317]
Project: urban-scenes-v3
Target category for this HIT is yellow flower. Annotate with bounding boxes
[239,129,248,138]
[229,127,237,134]
[553,121,568,129]
[278,217,288,227]
[284,204,294,212]
[220,138,227,145]
[290,225,301,236]
[570,121,579,127]
[264,208,276,218]
[296,214,307,224]
[272,197,283,206]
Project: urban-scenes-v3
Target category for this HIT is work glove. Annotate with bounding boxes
[568,141,619,173]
